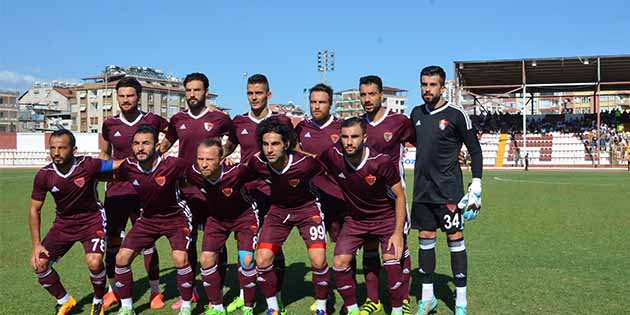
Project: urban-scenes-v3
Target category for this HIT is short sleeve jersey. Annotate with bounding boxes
[31,156,104,217]
[295,116,343,155]
[319,147,400,221]
[116,156,189,219]
[363,109,416,167]
[410,102,473,204]
[246,152,322,210]
[185,163,253,219]
[231,111,293,163]
[166,108,235,165]
[101,112,168,197]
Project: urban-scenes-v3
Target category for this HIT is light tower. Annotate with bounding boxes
[317,49,335,84]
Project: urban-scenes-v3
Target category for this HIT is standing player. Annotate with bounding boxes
[319,118,407,315]
[359,75,416,315]
[113,125,195,315]
[29,129,122,315]
[225,74,293,313]
[160,72,236,309]
[99,76,168,309]
[410,66,483,315]
[185,138,258,315]
[249,117,330,315]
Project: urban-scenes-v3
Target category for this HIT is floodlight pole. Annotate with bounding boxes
[522,60,527,165]
[596,57,601,167]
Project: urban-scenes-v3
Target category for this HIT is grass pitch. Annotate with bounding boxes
[1,169,628,314]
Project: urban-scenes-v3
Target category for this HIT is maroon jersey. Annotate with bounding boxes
[185,163,253,219]
[363,109,415,166]
[246,151,322,210]
[295,116,343,155]
[101,112,168,197]
[116,155,190,219]
[166,108,235,165]
[231,111,293,163]
[319,147,400,221]
[31,156,105,217]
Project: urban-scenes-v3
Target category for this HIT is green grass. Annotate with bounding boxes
[1,169,629,314]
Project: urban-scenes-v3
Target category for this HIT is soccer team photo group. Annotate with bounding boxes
[25,68,483,315]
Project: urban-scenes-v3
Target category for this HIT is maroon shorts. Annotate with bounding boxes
[318,192,347,242]
[258,203,326,252]
[121,214,192,252]
[202,210,258,252]
[41,210,107,261]
[333,216,397,256]
[104,195,141,238]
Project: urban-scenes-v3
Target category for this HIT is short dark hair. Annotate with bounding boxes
[420,66,446,86]
[359,75,383,92]
[50,129,76,147]
[115,76,142,95]
[198,137,223,157]
[133,124,158,143]
[255,117,297,152]
[247,74,269,91]
[183,72,209,90]
[309,83,333,105]
[341,117,366,133]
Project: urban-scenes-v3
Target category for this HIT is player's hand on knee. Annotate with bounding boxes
[458,150,466,165]
[458,178,482,221]
[31,244,49,270]
[387,232,404,260]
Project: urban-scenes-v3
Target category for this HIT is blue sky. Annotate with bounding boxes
[1,0,628,113]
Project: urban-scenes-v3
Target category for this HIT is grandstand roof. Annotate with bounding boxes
[454,54,630,95]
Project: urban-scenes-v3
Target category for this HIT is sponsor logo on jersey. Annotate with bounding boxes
[304,132,311,138]
[154,176,166,186]
[241,129,248,135]
[204,122,214,131]
[180,124,187,130]
[312,215,322,224]
[289,178,300,187]
[439,119,449,131]
[114,131,122,137]
[384,131,393,142]
[132,179,140,186]
[222,187,233,197]
[73,177,85,188]
[51,186,60,192]
[364,175,376,186]
[330,133,340,143]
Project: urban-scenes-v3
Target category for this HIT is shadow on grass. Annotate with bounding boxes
[410,269,455,312]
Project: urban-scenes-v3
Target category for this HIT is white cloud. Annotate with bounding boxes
[0,70,40,85]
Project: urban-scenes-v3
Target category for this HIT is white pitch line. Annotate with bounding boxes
[492,176,617,187]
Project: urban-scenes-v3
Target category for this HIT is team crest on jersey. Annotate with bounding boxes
[304,132,311,138]
[96,229,105,238]
[312,215,322,224]
[289,179,300,187]
[439,119,449,131]
[182,227,191,236]
[204,122,214,131]
[250,224,258,233]
[446,203,457,213]
[154,176,166,187]
[330,133,340,143]
[364,175,376,186]
[222,187,233,197]
[73,177,85,188]
[383,131,393,142]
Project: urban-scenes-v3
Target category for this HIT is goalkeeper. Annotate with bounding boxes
[409,66,483,315]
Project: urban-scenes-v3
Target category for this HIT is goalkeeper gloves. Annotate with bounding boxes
[458,178,482,221]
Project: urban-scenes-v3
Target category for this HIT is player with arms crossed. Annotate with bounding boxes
[248,117,330,315]
[113,125,195,315]
[410,66,483,315]
[225,74,294,314]
[358,75,416,315]
[185,138,259,315]
[160,72,236,309]
[99,76,168,309]
[319,117,408,315]
[29,129,123,315]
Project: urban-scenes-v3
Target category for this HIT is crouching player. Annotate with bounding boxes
[250,117,330,315]
[113,125,195,315]
[185,138,258,315]
[319,118,407,315]
[29,129,123,315]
